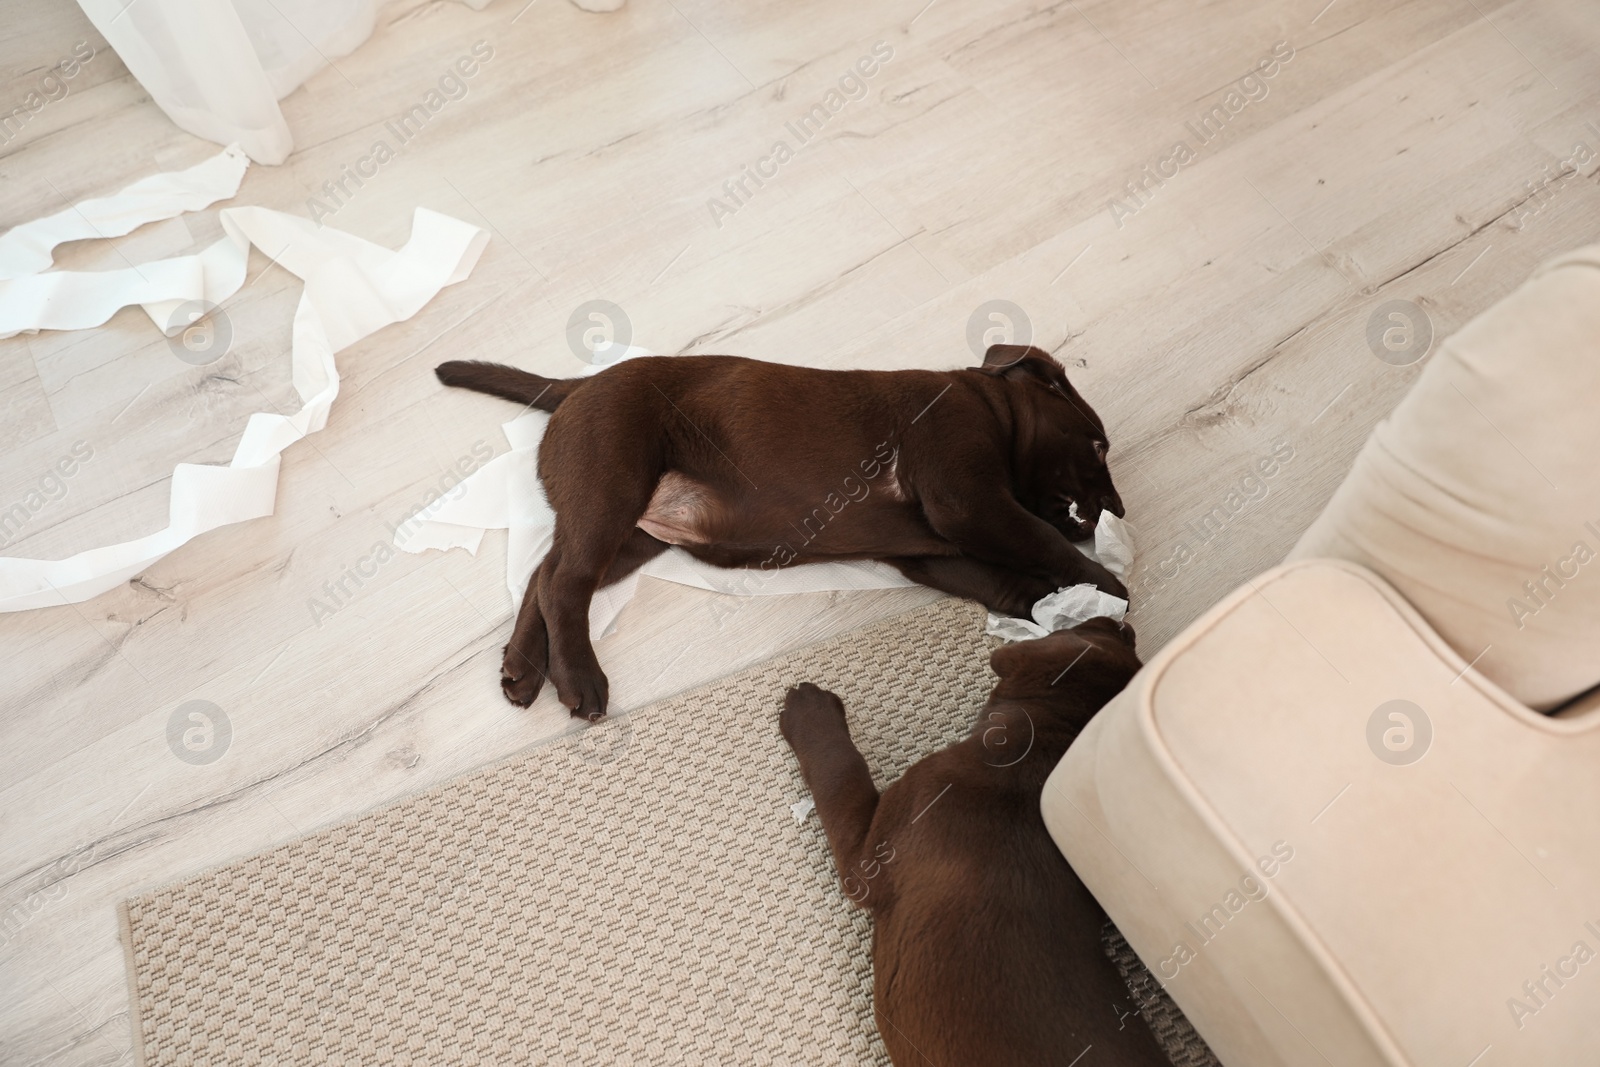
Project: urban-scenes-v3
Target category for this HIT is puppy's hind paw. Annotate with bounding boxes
[554,668,610,722]
[501,668,545,708]
[500,640,550,708]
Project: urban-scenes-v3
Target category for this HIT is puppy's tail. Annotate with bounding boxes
[434,361,578,412]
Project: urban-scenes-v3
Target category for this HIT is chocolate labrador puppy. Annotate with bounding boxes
[780,618,1168,1067]
[435,345,1125,718]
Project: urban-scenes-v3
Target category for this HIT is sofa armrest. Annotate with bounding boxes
[1044,559,1600,1067]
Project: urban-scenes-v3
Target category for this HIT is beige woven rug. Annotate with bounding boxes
[121,597,995,1066]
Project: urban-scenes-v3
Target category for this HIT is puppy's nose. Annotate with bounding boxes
[1101,492,1126,519]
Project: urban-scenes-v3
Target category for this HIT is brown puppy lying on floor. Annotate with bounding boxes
[780,618,1169,1067]
[435,345,1126,719]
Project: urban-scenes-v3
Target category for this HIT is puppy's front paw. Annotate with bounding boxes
[1071,558,1127,601]
[780,682,846,746]
[990,573,1059,619]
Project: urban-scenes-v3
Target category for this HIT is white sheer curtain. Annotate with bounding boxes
[73,0,490,165]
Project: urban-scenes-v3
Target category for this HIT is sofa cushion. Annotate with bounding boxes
[1289,245,1600,710]
[1042,560,1600,1067]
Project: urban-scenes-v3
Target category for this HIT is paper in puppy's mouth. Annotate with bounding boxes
[1066,499,1095,538]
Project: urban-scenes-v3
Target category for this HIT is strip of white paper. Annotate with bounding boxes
[0,147,488,612]
[0,145,250,282]
[401,348,1133,641]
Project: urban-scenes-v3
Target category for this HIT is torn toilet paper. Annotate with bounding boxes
[0,144,489,612]
[982,514,1136,642]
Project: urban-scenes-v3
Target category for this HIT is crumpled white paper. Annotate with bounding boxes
[983,513,1136,642]
[403,344,1134,641]
[0,145,489,612]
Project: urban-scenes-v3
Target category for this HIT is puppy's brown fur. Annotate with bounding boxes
[436,346,1125,718]
[779,618,1168,1067]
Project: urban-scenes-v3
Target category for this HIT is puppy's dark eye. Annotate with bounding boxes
[1093,440,1108,462]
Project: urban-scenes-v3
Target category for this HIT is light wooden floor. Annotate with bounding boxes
[3,0,1599,1061]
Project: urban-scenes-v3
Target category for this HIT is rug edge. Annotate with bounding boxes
[118,899,150,1067]
[118,594,982,913]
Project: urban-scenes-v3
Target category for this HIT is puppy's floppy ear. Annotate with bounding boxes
[978,344,1076,395]
[987,640,1032,681]
[980,343,1054,371]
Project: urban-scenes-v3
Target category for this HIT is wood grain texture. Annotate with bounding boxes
[2,0,1598,1062]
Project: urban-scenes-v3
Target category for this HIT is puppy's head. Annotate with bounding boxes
[987,616,1141,707]
[975,344,1123,541]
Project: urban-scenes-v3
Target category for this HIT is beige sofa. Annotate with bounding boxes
[1043,246,1600,1067]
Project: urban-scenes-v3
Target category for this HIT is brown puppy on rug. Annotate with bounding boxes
[780,618,1169,1067]
[435,345,1126,719]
